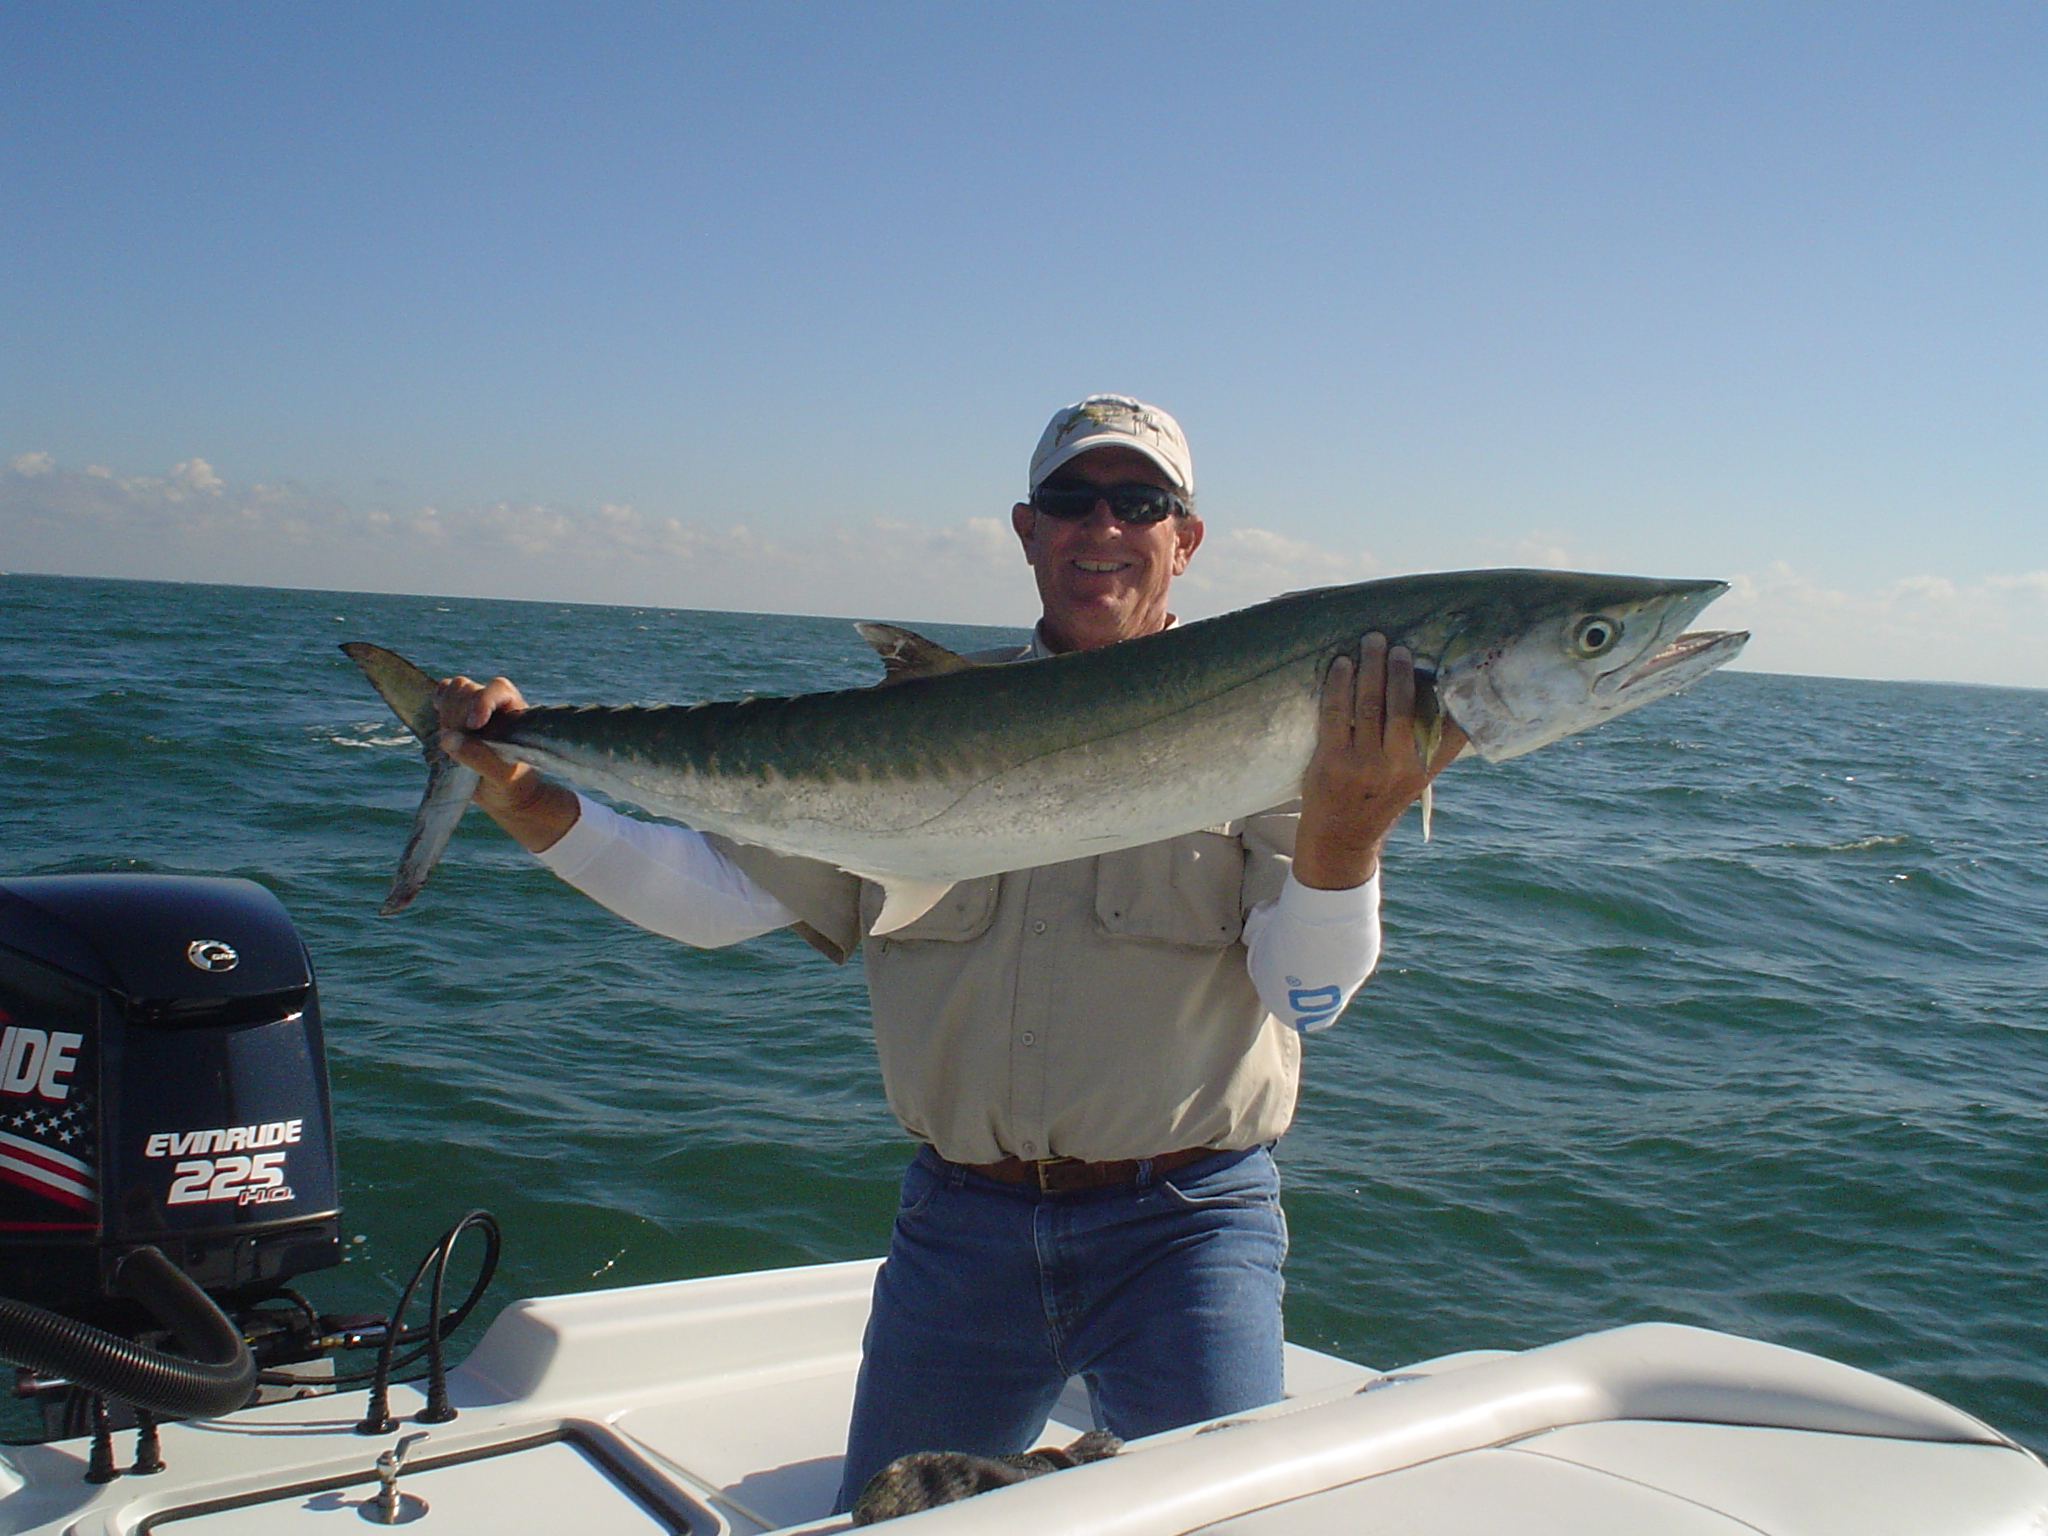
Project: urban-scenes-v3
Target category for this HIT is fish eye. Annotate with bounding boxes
[1569,614,1624,658]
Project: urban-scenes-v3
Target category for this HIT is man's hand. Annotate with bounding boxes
[1292,634,1465,890]
[435,674,581,853]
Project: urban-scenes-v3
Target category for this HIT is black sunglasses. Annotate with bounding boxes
[1030,481,1189,525]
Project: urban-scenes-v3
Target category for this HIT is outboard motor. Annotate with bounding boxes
[0,874,341,1425]
[0,874,341,1308]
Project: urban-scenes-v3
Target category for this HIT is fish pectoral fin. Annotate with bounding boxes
[868,875,958,936]
[854,622,979,685]
[1412,678,1445,844]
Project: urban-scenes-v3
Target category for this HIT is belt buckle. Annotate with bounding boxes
[1033,1157,1091,1194]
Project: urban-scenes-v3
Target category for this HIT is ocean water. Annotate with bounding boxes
[1,571,2042,1451]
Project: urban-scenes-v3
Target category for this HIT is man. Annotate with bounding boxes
[435,395,1462,1506]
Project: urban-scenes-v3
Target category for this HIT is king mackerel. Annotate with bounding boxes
[345,566,1746,932]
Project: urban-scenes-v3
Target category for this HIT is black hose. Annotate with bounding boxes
[261,1208,500,1391]
[0,1247,256,1420]
[357,1210,498,1434]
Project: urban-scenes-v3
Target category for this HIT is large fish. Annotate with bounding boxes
[343,569,1746,933]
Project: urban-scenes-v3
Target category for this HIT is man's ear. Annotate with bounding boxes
[1172,515,1204,575]
[1011,502,1039,563]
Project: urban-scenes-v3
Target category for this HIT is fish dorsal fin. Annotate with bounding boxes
[855,622,979,685]
[868,875,958,936]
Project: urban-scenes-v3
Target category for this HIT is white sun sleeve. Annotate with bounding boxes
[1243,873,1383,1033]
[536,795,797,947]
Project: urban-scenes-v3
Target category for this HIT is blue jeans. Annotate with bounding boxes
[836,1145,1288,1509]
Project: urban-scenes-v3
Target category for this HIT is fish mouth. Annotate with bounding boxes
[1617,628,1750,691]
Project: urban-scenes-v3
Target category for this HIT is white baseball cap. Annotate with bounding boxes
[1028,394,1194,496]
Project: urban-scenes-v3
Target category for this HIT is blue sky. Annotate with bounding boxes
[4,2,2043,685]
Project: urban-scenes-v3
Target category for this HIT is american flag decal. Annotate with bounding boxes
[0,1023,98,1230]
[0,1126,96,1212]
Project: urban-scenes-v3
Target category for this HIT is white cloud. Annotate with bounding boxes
[0,453,1037,624]
[1501,533,1577,570]
[164,458,224,496]
[1174,527,1383,613]
[4,455,2041,688]
[1713,561,2048,688]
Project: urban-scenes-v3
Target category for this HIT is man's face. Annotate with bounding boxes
[1010,445,1204,653]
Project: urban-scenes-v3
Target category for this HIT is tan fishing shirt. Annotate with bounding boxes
[544,632,1377,1167]
[712,807,1308,1165]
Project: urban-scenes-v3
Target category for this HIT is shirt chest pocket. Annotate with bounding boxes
[861,874,1001,944]
[1093,831,1246,948]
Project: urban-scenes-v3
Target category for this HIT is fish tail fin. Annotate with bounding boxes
[340,642,440,742]
[341,642,480,913]
[380,752,481,914]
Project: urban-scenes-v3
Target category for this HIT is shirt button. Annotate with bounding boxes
[1022,1141,1038,1155]
[1032,920,1047,934]
[1020,1032,1036,1046]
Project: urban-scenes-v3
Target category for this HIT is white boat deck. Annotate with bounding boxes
[1,1258,2042,1535]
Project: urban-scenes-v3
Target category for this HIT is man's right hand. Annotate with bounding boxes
[435,674,582,853]
[1292,635,1464,889]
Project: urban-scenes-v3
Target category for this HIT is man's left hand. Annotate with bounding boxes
[1292,633,1466,890]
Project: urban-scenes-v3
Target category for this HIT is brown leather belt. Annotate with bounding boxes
[965,1146,1222,1195]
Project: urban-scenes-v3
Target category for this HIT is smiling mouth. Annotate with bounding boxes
[1074,560,1130,573]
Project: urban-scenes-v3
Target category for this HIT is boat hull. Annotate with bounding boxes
[2,1260,2040,1534]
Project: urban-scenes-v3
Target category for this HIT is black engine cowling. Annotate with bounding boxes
[0,874,341,1315]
